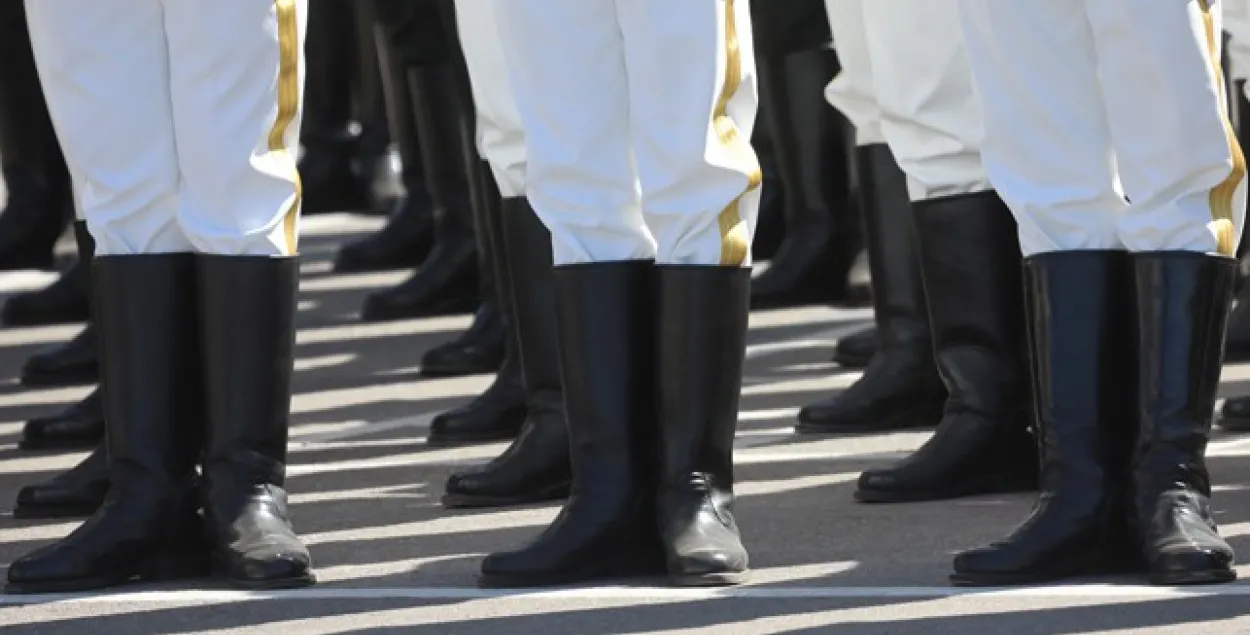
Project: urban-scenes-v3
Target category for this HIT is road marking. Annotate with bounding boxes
[2,583,1250,605]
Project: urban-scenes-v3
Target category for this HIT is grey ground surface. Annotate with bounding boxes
[0,212,1248,634]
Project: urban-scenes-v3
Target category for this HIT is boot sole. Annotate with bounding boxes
[222,573,318,590]
[13,504,101,520]
[441,483,571,509]
[855,472,1037,504]
[419,362,504,378]
[669,570,749,587]
[1150,568,1237,586]
[795,405,944,435]
[4,552,211,595]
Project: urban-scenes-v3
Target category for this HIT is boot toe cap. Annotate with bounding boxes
[1151,548,1236,584]
[233,551,315,587]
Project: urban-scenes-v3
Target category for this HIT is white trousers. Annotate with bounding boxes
[960,0,1245,256]
[493,0,761,266]
[823,0,990,202]
[455,0,527,198]
[25,0,307,257]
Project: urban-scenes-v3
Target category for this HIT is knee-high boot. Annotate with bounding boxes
[655,265,751,586]
[197,255,314,589]
[0,1,72,272]
[952,251,1138,586]
[443,198,571,507]
[855,192,1037,503]
[5,255,208,594]
[797,145,946,433]
[420,159,507,378]
[333,19,435,272]
[16,223,98,388]
[479,262,664,587]
[1129,252,1237,586]
[426,165,524,445]
[359,63,479,321]
[750,47,859,309]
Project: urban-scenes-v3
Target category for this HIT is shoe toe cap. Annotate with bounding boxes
[236,551,313,585]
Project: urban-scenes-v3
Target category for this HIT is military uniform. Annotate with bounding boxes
[482,0,758,588]
[6,0,314,594]
[798,0,1035,507]
[952,0,1243,587]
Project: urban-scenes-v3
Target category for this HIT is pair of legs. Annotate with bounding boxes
[802,0,1036,504]
[954,0,1244,586]
[6,0,314,594]
[481,0,759,587]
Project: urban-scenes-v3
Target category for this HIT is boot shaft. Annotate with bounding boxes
[503,199,561,397]
[655,266,750,488]
[93,254,203,487]
[406,64,474,229]
[554,262,656,488]
[197,255,299,491]
[1130,252,1236,499]
[913,191,1029,416]
[1022,251,1136,494]
[857,144,930,351]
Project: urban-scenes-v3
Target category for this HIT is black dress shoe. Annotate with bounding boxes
[831,326,876,369]
[19,388,103,451]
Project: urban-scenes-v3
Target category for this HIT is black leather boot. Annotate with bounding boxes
[0,2,72,272]
[479,262,665,587]
[352,0,400,217]
[655,266,750,586]
[750,47,859,309]
[798,145,945,433]
[1218,396,1250,432]
[333,27,435,272]
[299,0,369,215]
[360,64,478,321]
[3,222,92,327]
[443,198,572,508]
[19,388,104,451]
[951,251,1138,586]
[197,255,314,590]
[14,442,108,519]
[855,192,1036,503]
[420,161,507,377]
[831,326,876,369]
[427,168,524,445]
[1129,252,1237,586]
[5,254,209,594]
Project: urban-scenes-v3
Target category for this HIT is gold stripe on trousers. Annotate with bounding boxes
[713,0,763,266]
[1199,0,1246,256]
[269,0,303,255]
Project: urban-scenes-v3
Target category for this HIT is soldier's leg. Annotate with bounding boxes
[7,0,207,596]
[848,0,1033,503]
[950,0,1193,587]
[162,0,314,590]
[798,0,946,434]
[441,0,572,510]
[479,0,664,589]
[1086,0,1240,586]
[613,0,756,586]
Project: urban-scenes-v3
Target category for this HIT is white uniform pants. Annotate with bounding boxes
[25,0,306,257]
[959,0,1245,256]
[493,0,761,266]
[823,0,990,202]
[455,0,526,198]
